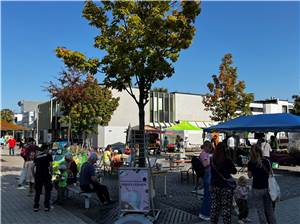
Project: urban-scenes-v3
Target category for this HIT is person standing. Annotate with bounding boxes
[80,152,112,205]
[163,136,169,153]
[7,137,16,156]
[248,145,276,224]
[25,152,35,196]
[269,136,279,152]
[227,135,236,163]
[0,136,6,149]
[198,141,213,221]
[211,134,219,152]
[260,136,272,160]
[210,142,237,224]
[33,144,53,212]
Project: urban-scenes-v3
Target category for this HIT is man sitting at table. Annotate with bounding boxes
[80,153,113,205]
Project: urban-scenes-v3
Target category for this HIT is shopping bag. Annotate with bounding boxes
[268,175,280,201]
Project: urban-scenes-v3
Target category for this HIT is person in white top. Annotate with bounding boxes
[227,136,236,148]
[227,135,237,163]
[260,138,272,158]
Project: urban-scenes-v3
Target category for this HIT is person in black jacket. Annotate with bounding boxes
[33,144,53,212]
[210,142,237,224]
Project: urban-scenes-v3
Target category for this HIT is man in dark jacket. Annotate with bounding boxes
[80,152,112,205]
[33,144,53,212]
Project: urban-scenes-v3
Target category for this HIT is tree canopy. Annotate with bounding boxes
[203,54,254,122]
[55,0,200,166]
[1,109,14,123]
[48,48,119,143]
[82,1,200,123]
[291,95,300,116]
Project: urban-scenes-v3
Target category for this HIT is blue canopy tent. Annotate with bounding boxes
[204,113,300,133]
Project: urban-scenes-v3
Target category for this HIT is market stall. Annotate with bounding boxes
[204,113,300,165]
[165,121,203,149]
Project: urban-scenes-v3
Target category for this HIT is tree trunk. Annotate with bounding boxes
[138,89,146,167]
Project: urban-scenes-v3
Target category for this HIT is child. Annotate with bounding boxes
[235,176,251,224]
[25,152,35,195]
[56,164,68,205]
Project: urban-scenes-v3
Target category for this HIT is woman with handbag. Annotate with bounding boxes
[247,145,277,224]
[198,141,213,221]
[210,142,237,224]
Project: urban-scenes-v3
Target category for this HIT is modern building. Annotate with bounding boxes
[15,100,43,139]
[250,98,293,115]
[34,89,294,147]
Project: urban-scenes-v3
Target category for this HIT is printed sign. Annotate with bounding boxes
[119,168,151,213]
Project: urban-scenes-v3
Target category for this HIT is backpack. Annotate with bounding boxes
[191,156,205,178]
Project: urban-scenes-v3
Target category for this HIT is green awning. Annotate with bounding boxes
[166,121,202,131]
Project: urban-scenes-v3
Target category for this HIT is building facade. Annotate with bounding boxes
[15,100,42,139]
[34,89,294,146]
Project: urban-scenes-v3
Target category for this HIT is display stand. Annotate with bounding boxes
[115,131,161,224]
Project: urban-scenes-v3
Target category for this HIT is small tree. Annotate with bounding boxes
[82,1,200,166]
[203,54,254,122]
[291,95,300,115]
[1,109,14,123]
[48,48,119,143]
[69,76,119,143]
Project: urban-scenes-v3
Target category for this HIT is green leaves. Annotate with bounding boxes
[82,1,200,107]
[203,53,254,122]
[1,109,14,123]
[291,95,300,115]
[55,47,100,75]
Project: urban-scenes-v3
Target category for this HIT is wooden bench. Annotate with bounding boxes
[66,185,93,209]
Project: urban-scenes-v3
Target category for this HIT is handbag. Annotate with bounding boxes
[211,159,236,189]
[268,175,280,201]
[262,159,281,202]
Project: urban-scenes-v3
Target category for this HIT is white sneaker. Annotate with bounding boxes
[199,214,210,221]
[238,220,245,224]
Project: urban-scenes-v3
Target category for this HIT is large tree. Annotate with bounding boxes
[1,109,14,123]
[291,95,300,115]
[203,54,254,122]
[81,0,200,166]
[48,48,119,144]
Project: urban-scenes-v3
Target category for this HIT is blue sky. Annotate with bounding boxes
[2,1,299,112]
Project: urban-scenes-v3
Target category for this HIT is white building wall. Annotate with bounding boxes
[174,93,211,121]
[14,114,23,124]
[264,104,281,114]
[93,88,150,147]
[108,88,150,127]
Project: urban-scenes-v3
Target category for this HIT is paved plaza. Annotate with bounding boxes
[1,147,300,224]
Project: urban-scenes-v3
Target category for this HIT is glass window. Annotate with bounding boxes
[282,105,288,113]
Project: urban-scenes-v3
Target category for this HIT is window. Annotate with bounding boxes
[282,105,288,113]
[250,107,263,112]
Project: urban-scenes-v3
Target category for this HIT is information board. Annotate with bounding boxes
[119,168,151,213]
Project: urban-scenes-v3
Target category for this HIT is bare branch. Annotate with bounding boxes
[124,84,139,105]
